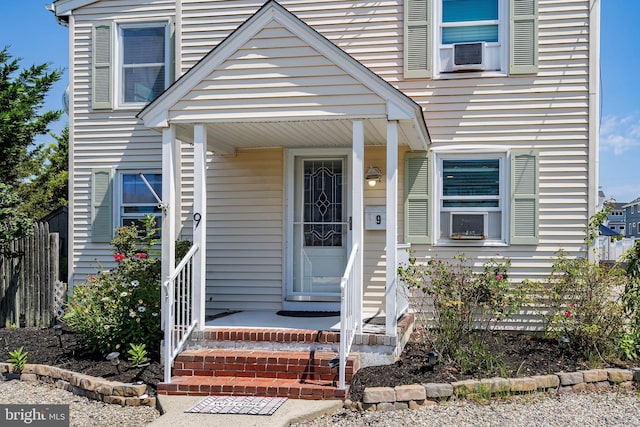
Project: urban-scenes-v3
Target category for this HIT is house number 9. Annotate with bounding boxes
[193,213,201,229]
[376,215,382,225]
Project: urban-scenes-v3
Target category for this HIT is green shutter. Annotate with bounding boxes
[405,152,431,243]
[405,0,431,78]
[510,0,538,74]
[510,150,538,244]
[92,22,113,109]
[91,168,113,242]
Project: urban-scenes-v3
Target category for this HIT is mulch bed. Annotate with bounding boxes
[348,331,634,402]
[0,327,633,402]
[0,325,163,396]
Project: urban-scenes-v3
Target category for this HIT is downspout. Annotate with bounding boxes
[588,0,601,262]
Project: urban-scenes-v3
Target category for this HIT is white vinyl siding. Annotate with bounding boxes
[206,149,284,311]
[67,0,594,320]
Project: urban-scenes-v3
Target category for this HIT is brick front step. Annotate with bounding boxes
[190,328,340,345]
[157,376,348,400]
[172,349,359,383]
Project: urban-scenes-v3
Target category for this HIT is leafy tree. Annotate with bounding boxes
[0,47,63,187]
[18,126,68,220]
[0,183,33,257]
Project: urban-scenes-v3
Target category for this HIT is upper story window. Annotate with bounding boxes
[91,20,172,110]
[438,0,506,75]
[118,23,170,106]
[404,0,538,79]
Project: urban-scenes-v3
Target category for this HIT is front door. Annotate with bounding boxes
[286,153,349,304]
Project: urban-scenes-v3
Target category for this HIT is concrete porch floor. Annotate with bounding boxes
[204,310,387,334]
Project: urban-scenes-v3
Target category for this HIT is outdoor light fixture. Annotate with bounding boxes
[52,324,63,348]
[106,351,121,374]
[365,165,383,187]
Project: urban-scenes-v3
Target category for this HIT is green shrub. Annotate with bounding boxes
[64,214,162,356]
[127,343,150,367]
[398,252,528,370]
[541,251,630,362]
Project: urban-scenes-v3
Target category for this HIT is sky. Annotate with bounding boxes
[1,1,638,202]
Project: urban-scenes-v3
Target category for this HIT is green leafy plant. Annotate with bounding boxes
[127,343,150,367]
[64,214,162,355]
[7,346,27,374]
[398,251,528,372]
[539,251,630,362]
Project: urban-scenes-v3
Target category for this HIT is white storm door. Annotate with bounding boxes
[289,156,349,301]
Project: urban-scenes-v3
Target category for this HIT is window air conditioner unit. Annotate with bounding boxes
[453,42,486,71]
[450,212,487,240]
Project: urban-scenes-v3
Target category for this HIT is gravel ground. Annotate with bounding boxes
[0,380,159,427]
[293,392,640,427]
[2,380,639,427]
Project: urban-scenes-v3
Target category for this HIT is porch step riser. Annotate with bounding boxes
[157,376,348,400]
[173,350,359,383]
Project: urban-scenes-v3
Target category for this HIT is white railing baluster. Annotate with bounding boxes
[339,243,360,390]
[163,244,200,383]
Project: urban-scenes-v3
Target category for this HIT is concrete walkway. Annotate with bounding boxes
[149,394,342,427]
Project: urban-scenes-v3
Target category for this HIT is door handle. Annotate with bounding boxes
[349,216,352,231]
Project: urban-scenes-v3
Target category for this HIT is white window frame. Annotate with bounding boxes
[434,150,508,246]
[116,170,163,229]
[115,21,170,109]
[434,0,508,78]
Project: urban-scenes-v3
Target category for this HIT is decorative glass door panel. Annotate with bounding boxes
[292,158,347,297]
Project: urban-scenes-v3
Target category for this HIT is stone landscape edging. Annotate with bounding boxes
[0,362,156,407]
[349,367,640,412]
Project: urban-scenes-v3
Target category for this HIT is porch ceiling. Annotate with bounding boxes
[173,118,423,153]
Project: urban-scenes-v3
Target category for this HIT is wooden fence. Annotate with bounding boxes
[0,222,59,328]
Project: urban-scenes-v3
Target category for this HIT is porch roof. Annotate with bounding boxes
[138,0,431,154]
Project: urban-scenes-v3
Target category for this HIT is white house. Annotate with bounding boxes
[51,0,600,398]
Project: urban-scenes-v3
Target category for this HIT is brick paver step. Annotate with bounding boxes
[157,375,348,400]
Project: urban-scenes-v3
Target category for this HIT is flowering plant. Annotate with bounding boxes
[64,214,162,356]
[541,251,629,361]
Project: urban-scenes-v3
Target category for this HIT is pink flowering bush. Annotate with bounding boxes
[398,252,528,371]
[64,215,162,356]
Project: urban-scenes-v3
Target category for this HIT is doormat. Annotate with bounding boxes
[276,310,339,317]
[185,396,287,415]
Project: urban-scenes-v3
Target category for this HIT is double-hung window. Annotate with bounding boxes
[119,172,162,229]
[438,0,506,74]
[437,155,505,243]
[118,23,169,106]
[404,0,538,78]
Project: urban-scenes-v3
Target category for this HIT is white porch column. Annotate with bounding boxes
[385,120,398,336]
[161,126,177,331]
[352,120,364,332]
[193,124,207,331]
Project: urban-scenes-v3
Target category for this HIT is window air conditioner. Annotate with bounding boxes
[450,212,487,240]
[453,42,486,71]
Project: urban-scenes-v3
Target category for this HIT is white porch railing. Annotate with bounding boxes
[339,243,360,390]
[163,244,199,383]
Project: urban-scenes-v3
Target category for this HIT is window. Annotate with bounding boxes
[437,155,505,243]
[438,0,504,73]
[119,172,162,228]
[404,0,538,78]
[118,23,169,105]
[404,149,538,246]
